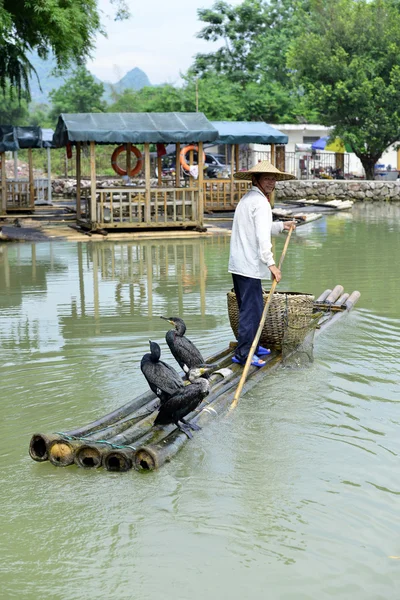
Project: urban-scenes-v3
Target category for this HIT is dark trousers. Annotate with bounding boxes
[232,274,263,362]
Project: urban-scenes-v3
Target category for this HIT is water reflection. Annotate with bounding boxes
[1,213,400,600]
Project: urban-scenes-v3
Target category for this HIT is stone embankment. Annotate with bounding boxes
[276,179,400,202]
[52,177,400,201]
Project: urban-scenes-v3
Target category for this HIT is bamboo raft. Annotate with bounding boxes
[29,286,360,472]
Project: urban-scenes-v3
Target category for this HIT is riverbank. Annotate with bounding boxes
[277,179,400,201]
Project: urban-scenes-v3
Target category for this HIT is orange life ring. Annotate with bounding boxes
[111,144,143,177]
[180,145,206,172]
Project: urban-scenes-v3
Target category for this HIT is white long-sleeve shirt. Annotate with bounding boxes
[228,186,284,280]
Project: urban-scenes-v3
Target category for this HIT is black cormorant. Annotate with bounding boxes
[160,316,215,376]
[140,340,184,403]
[154,377,210,438]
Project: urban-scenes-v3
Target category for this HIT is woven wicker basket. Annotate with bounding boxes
[227,289,315,349]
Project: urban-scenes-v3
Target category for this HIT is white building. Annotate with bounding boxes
[251,124,399,178]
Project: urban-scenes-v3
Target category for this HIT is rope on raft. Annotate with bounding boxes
[54,433,137,451]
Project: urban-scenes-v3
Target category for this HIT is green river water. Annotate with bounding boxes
[1,204,399,599]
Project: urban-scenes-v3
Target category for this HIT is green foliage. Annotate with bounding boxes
[0,0,129,99]
[193,0,315,122]
[49,68,106,121]
[0,85,29,124]
[27,104,53,129]
[288,0,400,178]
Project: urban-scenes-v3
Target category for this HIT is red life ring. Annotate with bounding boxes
[180,145,206,172]
[111,145,143,177]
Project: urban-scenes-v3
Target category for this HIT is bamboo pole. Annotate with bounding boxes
[28,148,34,209]
[316,289,332,302]
[144,143,151,223]
[1,152,6,214]
[90,141,97,227]
[325,285,344,304]
[235,144,240,172]
[76,142,81,218]
[230,225,295,410]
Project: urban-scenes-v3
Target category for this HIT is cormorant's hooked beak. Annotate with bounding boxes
[160,316,175,325]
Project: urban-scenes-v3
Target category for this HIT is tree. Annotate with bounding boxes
[0,0,129,99]
[288,0,400,179]
[193,0,315,122]
[0,85,29,124]
[49,68,106,121]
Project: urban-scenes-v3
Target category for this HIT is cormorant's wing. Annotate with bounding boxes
[155,383,207,425]
[166,330,204,369]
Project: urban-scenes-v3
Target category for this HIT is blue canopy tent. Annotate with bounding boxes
[201,121,288,210]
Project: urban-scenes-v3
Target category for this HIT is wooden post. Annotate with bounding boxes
[1,152,6,214]
[76,142,81,218]
[13,151,18,179]
[157,154,162,187]
[28,148,34,209]
[235,144,240,172]
[144,143,151,223]
[175,143,181,188]
[90,141,97,227]
[230,144,235,206]
[198,141,204,226]
[126,143,131,178]
[270,143,276,166]
[270,143,276,208]
[397,148,400,172]
[47,147,52,204]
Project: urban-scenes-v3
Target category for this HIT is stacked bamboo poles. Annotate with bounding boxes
[29,345,233,466]
[29,286,360,472]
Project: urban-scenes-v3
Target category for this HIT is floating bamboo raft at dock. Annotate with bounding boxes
[29,286,360,473]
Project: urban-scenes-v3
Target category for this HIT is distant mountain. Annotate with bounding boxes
[27,52,152,105]
[102,68,152,103]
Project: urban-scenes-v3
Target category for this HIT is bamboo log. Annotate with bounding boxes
[76,361,235,469]
[316,289,332,302]
[47,401,161,467]
[134,290,362,472]
[325,285,344,304]
[334,293,350,306]
[103,365,245,471]
[29,433,62,462]
[28,347,232,464]
[133,357,282,471]
[315,290,361,335]
[345,290,361,310]
[48,439,83,467]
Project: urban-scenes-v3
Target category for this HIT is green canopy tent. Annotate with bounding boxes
[52,112,218,231]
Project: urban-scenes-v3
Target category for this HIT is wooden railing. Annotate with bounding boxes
[6,179,50,210]
[204,179,251,211]
[89,187,199,227]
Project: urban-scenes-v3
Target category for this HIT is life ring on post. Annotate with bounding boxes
[111,144,143,177]
[180,145,206,172]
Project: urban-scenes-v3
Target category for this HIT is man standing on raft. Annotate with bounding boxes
[229,161,296,368]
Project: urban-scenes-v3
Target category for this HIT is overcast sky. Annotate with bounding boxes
[88,0,241,84]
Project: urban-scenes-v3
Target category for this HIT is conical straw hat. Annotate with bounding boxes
[234,160,295,181]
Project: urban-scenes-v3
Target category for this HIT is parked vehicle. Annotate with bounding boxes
[155,152,230,178]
